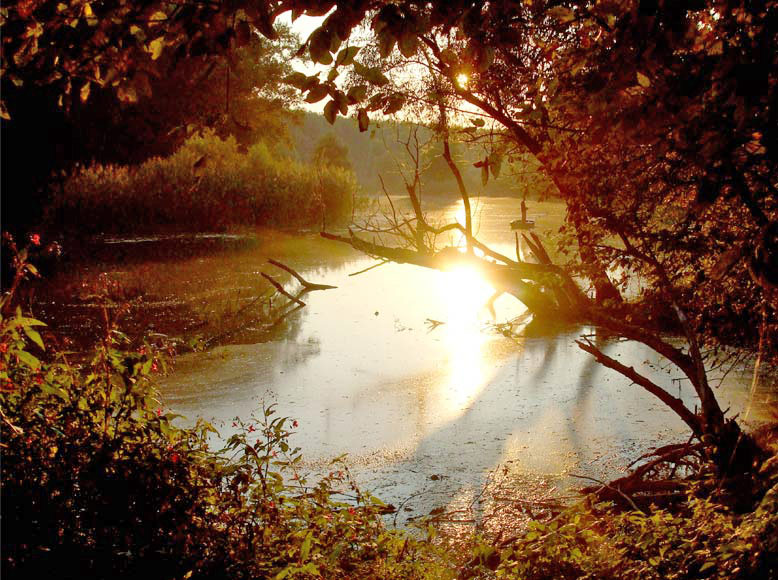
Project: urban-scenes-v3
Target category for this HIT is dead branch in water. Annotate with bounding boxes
[267,259,337,290]
[260,273,306,307]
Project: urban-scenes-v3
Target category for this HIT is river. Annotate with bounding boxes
[34,196,774,533]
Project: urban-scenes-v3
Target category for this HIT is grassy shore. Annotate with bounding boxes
[46,133,358,235]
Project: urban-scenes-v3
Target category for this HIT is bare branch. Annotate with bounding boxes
[260,273,306,307]
[267,259,336,291]
[576,338,701,435]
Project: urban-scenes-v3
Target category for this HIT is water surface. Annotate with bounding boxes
[37,197,775,528]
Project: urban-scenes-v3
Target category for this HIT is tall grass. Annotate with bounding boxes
[50,133,358,234]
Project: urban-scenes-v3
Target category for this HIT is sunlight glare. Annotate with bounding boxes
[437,264,495,418]
[456,73,469,88]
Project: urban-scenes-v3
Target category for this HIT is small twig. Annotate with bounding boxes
[348,260,389,277]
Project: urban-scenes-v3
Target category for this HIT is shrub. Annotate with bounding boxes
[49,133,359,234]
[469,481,778,579]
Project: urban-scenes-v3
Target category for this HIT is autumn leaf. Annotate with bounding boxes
[80,81,90,103]
[148,37,165,61]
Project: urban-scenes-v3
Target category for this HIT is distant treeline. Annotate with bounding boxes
[287,111,556,200]
[48,132,357,235]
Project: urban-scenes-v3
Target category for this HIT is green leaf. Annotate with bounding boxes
[286,72,307,89]
[305,84,329,104]
[300,531,313,561]
[377,30,396,58]
[309,28,333,65]
[636,71,651,87]
[383,94,405,115]
[17,350,40,369]
[148,37,165,61]
[470,118,485,127]
[347,84,367,104]
[357,108,369,132]
[699,562,716,572]
[440,49,458,66]
[12,316,47,328]
[286,72,316,91]
[488,152,503,178]
[359,67,389,87]
[324,100,337,124]
[481,164,489,186]
[335,45,360,67]
[149,10,167,24]
[333,91,349,115]
[23,326,45,350]
[398,33,418,57]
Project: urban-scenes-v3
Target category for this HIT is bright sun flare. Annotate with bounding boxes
[437,264,495,417]
[456,73,469,88]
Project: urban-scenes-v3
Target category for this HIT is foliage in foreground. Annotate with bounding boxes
[469,479,778,580]
[48,132,358,234]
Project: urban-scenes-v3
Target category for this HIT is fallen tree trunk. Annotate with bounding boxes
[321,230,571,317]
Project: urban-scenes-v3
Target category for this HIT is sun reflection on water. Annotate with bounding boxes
[436,264,496,420]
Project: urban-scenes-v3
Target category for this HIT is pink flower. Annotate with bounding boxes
[0,343,7,353]
[348,507,356,516]
[268,501,275,509]
[232,421,238,428]
[30,233,40,246]
[151,361,159,372]
[170,452,180,463]
[248,424,256,433]
[156,407,163,417]
[292,420,299,428]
